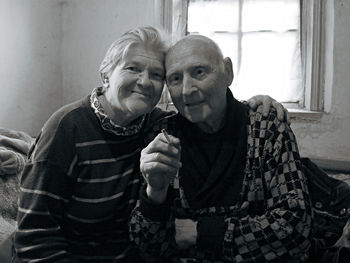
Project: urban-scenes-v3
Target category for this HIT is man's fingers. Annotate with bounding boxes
[141,161,180,176]
[141,152,182,169]
[161,132,180,146]
[143,133,181,155]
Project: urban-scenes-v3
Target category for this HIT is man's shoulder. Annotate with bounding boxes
[246,106,292,140]
[247,106,278,123]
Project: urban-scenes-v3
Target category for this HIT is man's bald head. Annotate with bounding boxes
[167,35,225,68]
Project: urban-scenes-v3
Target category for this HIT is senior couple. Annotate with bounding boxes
[1,26,313,262]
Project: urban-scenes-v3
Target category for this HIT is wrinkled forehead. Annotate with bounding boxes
[122,43,165,67]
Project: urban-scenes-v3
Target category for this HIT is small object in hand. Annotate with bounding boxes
[161,129,171,144]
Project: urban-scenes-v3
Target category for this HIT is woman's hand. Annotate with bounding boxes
[247,95,291,124]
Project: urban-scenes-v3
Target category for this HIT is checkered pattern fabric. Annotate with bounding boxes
[129,107,312,262]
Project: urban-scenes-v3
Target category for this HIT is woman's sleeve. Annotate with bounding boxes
[129,185,176,262]
[14,122,78,262]
[222,112,313,262]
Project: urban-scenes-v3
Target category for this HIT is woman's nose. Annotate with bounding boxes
[137,71,152,87]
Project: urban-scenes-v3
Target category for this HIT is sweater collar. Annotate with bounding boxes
[90,87,146,136]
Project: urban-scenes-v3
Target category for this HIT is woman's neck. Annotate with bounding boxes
[99,93,137,127]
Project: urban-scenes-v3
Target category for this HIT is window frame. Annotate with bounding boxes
[155,0,328,113]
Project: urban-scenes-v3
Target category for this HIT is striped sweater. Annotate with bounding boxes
[14,90,171,262]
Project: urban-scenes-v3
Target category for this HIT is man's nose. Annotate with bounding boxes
[137,71,152,87]
[182,74,196,96]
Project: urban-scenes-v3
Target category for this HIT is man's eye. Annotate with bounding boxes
[168,75,181,85]
[195,68,206,77]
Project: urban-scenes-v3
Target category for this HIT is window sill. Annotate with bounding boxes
[288,108,323,121]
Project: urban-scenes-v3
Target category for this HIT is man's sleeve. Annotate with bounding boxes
[14,123,78,262]
[222,113,312,262]
[129,185,176,262]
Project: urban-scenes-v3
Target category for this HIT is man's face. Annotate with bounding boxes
[165,38,229,127]
[107,43,165,118]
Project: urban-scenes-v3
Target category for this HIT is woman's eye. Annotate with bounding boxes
[126,66,140,72]
[151,73,163,81]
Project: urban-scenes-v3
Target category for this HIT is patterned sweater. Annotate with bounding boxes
[130,99,313,262]
[14,88,171,262]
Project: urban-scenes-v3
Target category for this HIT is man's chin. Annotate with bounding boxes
[182,111,204,124]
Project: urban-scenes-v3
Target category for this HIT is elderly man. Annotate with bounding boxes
[0,27,287,263]
[130,35,312,262]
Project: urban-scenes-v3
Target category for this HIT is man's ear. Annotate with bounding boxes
[223,57,234,86]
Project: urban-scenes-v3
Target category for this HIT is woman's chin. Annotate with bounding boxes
[127,102,154,116]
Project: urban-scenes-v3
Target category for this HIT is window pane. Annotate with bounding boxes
[234,31,303,103]
[242,0,299,32]
[188,0,239,33]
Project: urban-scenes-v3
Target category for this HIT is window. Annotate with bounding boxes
[157,0,326,112]
[188,0,302,106]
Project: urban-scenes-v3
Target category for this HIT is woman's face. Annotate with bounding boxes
[105,43,165,121]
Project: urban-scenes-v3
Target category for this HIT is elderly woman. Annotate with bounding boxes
[5,26,171,263]
[0,26,285,262]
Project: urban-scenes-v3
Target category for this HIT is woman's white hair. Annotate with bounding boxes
[99,26,170,82]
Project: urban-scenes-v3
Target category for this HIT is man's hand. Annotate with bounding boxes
[140,132,181,204]
[247,95,291,124]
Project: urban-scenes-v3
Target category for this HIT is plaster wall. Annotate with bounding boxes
[292,0,350,163]
[60,0,158,104]
[0,0,62,136]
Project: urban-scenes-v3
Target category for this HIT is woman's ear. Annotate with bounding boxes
[101,73,110,92]
[223,57,234,86]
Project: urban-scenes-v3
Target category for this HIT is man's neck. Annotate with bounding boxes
[196,104,227,134]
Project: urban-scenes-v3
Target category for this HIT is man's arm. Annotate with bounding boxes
[222,110,312,262]
[129,131,180,261]
[129,186,176,262]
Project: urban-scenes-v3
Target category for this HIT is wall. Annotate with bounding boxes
[0,0,158,136]
[60,0,158,104]
[292,0,350,164]
[0,0,62,136]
